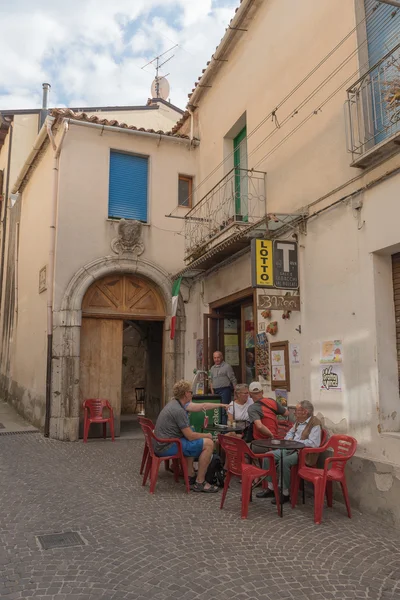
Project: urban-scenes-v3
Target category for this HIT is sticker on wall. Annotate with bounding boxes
[320,364,342,391]
[320,340,343,364]
[271,349,284,367]
[258,321,266,333]
[290,344,300,366]
[275,389,288,408]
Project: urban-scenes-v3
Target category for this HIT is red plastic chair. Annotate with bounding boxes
[290,428,328,503]
[296,434,357,524]
[140,424,190,494]
[218,434,280,518]
[83,399,115,442]
[138,417,154,475]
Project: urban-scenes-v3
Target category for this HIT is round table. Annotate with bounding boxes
[251,439,305,517]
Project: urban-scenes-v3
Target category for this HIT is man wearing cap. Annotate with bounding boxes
[247,382,289,440]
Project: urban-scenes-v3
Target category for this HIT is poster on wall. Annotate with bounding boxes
[196,339,203,371]
[320,364,342,391]
[272,365,286,381]
[290,343,300,366]
[275,389,288,412]
[224,318,237,333]
[224,334,238,347]
[225,345,240,366]
[320,340,343,364]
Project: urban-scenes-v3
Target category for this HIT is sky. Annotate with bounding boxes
[0,0,238,111]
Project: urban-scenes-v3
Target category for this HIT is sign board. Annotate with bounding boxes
[273,241,299,289]
[251,239,298,289]
[258,294,300,311]
[251,239,273,288]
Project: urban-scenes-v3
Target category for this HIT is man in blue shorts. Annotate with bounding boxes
[154,379,222,493]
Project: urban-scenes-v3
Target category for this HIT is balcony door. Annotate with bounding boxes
[233,126,248,222]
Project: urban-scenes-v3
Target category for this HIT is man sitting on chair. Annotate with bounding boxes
[256,400,322,504]
[153,380,226,493]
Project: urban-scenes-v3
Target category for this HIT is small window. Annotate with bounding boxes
[108,151,148,222]
[178,175,193,208]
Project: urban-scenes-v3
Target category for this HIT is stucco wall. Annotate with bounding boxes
[53,123,197,310]
[190,0,358,212]
[0,141,52,427]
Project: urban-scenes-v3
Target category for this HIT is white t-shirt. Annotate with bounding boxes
[227,397,254,421]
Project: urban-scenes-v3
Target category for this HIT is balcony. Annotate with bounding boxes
[346,44,400,168]
[184,168,267,267]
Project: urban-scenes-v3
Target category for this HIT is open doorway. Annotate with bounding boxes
[204,289,256,389]
[120,320,163,436]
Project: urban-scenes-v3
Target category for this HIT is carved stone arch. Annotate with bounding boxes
[50,256,185,441]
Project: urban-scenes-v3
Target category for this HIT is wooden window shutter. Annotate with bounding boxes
[392,253,400,385]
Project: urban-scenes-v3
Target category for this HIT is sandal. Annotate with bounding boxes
[191,481,219,493]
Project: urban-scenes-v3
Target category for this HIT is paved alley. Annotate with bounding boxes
[1,427,400,600]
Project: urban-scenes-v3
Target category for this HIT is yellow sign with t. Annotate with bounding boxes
[252,239,274,287]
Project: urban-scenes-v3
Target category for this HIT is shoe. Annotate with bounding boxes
[189,474,197,486]
[256,489,275,499]
[271,495,290,505]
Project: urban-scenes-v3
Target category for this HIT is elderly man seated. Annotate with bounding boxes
[256,400,322,504]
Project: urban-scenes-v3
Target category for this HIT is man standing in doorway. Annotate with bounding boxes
[209,351,237,425]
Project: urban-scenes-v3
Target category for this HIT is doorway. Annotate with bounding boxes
[79,273,165,438]
[204,288,256,388]
[120,320,163,435]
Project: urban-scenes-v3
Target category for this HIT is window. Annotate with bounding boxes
[178,175,193,208]
[108,151,148,222]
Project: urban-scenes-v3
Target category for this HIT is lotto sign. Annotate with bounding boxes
[251,238,299,289]
[251,239,273,287]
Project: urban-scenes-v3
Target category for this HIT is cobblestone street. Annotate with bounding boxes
[1,430,400,600]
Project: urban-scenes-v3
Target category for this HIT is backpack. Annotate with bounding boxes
[205,453,225,487]
[244,398,280,442]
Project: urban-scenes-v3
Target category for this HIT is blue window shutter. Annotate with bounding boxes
[365,0,398,67]
[108,151,148,222]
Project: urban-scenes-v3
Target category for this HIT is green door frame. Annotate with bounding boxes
[233,126,247,219]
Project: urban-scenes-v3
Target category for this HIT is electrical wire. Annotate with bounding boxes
[252,24,400,169]
[171,4,399,240]
[168,1,387,215]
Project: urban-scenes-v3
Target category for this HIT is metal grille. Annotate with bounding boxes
[36,532,86,550]
[0,430,39,436]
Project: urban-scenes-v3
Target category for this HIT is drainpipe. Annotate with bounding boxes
[0,120,13,311]
[44,119,69,437]
[188,107,194,144]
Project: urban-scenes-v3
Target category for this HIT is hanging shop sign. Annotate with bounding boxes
[251,239,298,289]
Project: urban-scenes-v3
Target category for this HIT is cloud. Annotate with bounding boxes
[0,0,238,111]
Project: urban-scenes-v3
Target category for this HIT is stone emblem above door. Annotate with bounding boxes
[111,219,144,256]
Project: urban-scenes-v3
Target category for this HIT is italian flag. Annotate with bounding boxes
[170,277,182,340]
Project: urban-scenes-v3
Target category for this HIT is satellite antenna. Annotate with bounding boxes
[142,44,177,100]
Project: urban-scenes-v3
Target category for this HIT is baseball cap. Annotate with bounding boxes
[249,382,263,393]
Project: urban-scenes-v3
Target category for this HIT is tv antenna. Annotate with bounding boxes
[142,44,177,99]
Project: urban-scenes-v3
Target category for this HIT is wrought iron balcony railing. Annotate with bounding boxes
[346,43,400,167]
[184,168,266,263]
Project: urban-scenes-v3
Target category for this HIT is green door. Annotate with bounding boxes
[233,126,248,220]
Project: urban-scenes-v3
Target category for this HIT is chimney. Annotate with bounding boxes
[39,83,51,129]
[42,83,51,109]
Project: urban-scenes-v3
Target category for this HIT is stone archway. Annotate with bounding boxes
[49,256,185,441]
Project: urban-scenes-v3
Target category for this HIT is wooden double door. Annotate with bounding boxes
[79,274,165,437]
